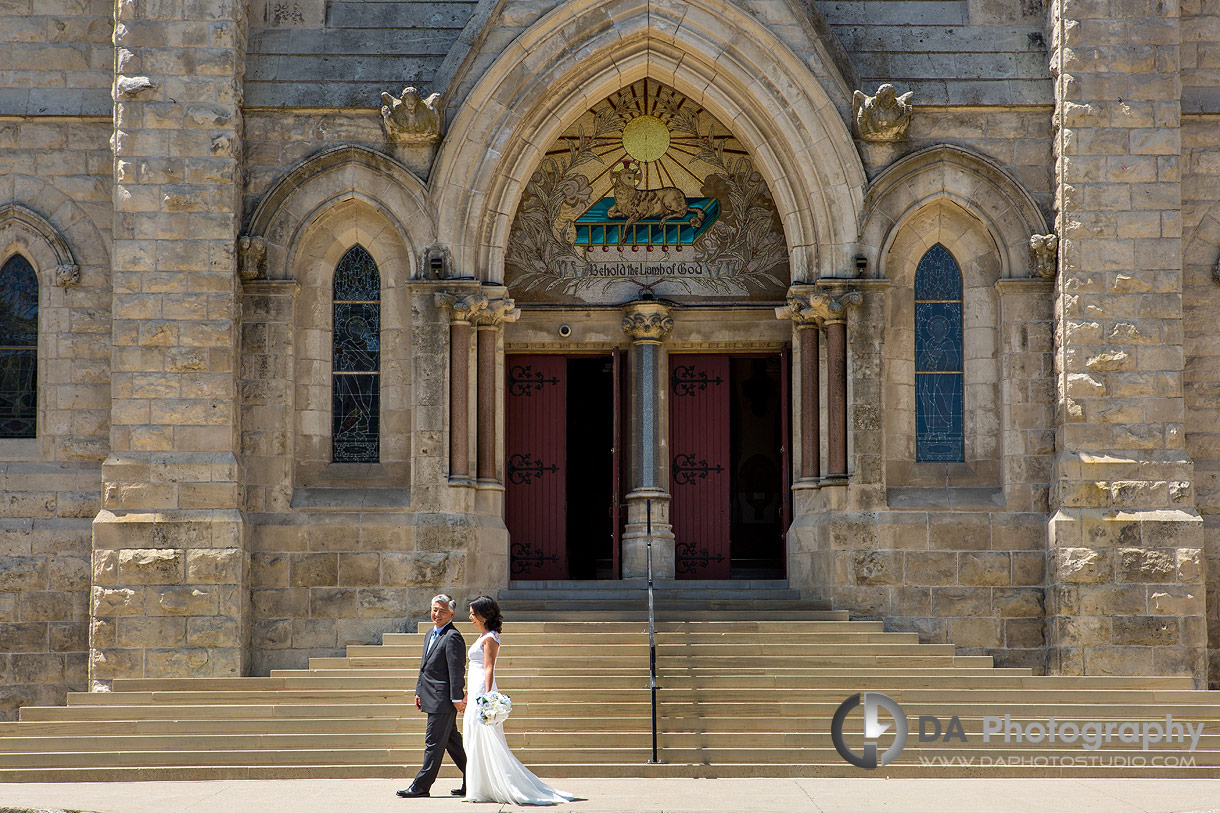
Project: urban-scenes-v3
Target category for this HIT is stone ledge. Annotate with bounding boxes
[289,488,411,511]
[887,487,1005,510]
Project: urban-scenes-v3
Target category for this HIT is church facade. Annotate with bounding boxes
[0,0,1218,718]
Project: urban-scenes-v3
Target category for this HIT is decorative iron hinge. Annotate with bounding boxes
[676,541,725,574]
[508,365,560,397]
[672,453,725,485]
[510,541,560,575]
[507,453,559,485]
[671,365,723,397]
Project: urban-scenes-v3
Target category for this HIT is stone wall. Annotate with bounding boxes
[824,0,1051,106]
[247,516,468,674]
[0,0,112,117]
[245,0,478,107]
[0,1,113,718]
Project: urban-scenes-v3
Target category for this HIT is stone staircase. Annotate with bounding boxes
[0,581,1217,779]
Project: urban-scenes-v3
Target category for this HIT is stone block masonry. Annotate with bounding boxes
[1046,0,1206,681]
[91,0,250,687]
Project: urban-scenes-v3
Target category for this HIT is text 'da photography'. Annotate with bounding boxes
[829,691,1204,771]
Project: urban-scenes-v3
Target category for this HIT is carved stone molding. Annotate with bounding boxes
[380,87,442,144]
[237,235,267,281]
[1029,233,1059,279]
[777,285,861,325]
[621,301,674,343]
[436,290,487,323]
[54,263,80,288]
[852,84,913,142]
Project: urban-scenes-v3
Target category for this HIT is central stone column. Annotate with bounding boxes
[621,300,675,579]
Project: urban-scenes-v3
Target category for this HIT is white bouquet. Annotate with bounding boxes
[476,691,512,726]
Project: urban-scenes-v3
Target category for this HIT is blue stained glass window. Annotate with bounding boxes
[914,244,963,462]
[332,245,380,463]
[0,254,37,439]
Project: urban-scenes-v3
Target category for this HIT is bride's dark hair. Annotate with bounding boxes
[470,595,503,633]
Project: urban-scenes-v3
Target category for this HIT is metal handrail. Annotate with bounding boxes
[646,498,659,764]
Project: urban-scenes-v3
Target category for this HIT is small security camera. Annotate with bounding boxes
[558,324,573,338]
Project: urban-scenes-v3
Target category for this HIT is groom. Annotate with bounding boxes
[397,594,468,799]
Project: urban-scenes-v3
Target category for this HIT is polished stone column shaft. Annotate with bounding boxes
[825,319,847,479]
[797,323,820,481]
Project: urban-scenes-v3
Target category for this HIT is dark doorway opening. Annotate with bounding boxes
[729,356,785,579]
[565,356,614,579]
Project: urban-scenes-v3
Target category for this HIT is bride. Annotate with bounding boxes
[463,596,577,806]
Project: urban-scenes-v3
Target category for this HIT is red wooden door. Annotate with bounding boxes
[669,354,731,579]
[505,355,567,580]
[781,344,792,558]
[611,347,623,580]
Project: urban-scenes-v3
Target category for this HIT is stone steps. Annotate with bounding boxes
[0,762,1215,782]
[2,593,1220,778]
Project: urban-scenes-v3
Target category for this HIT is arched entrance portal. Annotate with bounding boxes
[501,79,792,580]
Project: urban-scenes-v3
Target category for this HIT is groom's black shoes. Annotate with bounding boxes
[396,787,428,798]
[450,787,466,797]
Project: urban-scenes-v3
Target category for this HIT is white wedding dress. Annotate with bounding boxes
[463,631,577,805]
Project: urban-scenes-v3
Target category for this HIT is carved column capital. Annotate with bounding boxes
[621,301,674,343]
[777,286,861,326]
[436,290,488,324]
[1030,233,1059,279]
[472,293,521,327]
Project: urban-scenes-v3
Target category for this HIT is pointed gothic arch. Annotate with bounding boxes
[431,0,867,283]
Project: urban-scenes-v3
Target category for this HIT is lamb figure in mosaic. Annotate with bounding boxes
[606,161,703,235]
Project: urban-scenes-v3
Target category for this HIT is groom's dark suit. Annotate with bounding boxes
[409,621,467,794]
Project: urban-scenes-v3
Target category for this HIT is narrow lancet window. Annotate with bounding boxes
[914,243,963,462]
[0,254,37,439]
[332,245,380,462]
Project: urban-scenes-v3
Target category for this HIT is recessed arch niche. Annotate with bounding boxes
[504,79,790,305]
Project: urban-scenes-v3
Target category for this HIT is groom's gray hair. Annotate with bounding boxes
[431,593,456,611]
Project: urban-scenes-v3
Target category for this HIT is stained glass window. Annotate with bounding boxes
[914,244,963,462]
[332,245,380,463]
[0,254,37,439]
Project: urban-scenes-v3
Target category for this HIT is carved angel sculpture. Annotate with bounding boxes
[380,87,442,143]
[852,84,914,142]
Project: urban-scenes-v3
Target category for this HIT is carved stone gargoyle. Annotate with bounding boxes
[237,235,267,281]
[55,263,80,288]
[1029,233,1059,279]
[380,87,442,144]
[852,84,914,142]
